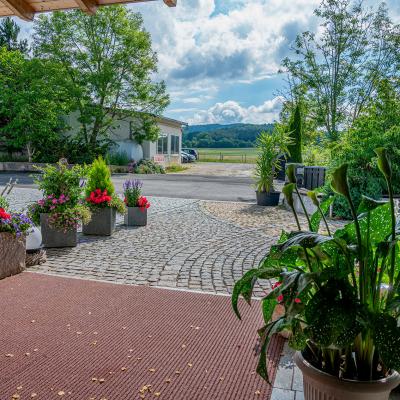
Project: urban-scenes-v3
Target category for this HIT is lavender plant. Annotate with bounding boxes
[123,179,143,207]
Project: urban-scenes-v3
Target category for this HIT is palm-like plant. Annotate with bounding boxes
[254,129,290,193]
[233,148,400,382]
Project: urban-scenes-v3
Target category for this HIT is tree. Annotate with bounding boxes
[0,17,28,53]
[33,6,170,159]
[287,104,303,163]
[282,0,399,142]
[0,47,70,162]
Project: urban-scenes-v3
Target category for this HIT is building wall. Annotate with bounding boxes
[64,112,183,165]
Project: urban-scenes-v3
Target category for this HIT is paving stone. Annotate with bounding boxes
[271,388,296,400]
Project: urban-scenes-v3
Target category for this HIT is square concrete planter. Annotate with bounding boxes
[40,214,78,248]
[82,207,116,236]
[124,207,147,226]
[0,232,26,279]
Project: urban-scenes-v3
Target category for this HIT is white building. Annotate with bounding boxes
[65,113,187,166]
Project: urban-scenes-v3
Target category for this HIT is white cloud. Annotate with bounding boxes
[188,96,283,125]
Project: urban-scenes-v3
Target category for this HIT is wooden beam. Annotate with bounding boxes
[1,0,34,21]
[163,0,176,7]
[75,0,98,14]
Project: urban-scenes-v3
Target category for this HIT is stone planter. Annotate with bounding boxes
[294,351,400,400]
[256,191,280,206]
[0,232,26,279]
[124,207,147,226]
[40,214,78,248]
[82,207,116,236]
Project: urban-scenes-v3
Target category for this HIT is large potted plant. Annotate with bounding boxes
[233,149,400,400]
[83,156,125,236]
[0,203,32,279]
[123,179,150,226]
[254,130,290,206]
[28,161,91,248]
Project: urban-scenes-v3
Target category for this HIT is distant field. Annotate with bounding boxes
[196,148,257,163]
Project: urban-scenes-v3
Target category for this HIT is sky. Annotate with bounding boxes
[16,0,400,126]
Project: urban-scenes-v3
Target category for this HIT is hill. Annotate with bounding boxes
[183,123,274,148]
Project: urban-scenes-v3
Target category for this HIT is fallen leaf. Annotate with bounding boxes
[122,326,127,330]
[148,335,152,338]
[33,349,39,352]
[181,344,187,349]
[164,378,171,383]
[5,353,14,357]
[154,393,161,397]
[76,332,82,335]
[25,353,31,356]
[121,367,127,371]
[31,320,36,323]
[91,378,98,382]
[90,341,97,346]
[175,370,181,375]
[16,386,22,390]
[93,332,98,335]
[137,357,142,361]
[57,391,65,396]
[12,394,20,399]
[98,378,105,384]
[255,390,261,396]
[149,368,156,373]
[187,363,193,368]
[30,394,38,398]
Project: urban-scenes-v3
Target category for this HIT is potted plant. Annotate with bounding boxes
[28,160,91,248]
[123,179,150,226]
[254,129,290,206]
[0,204,32,279]
[232,149,400,400]
[83,156,125,236]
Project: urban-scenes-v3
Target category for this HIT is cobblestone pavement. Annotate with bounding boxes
[7,188,277,296]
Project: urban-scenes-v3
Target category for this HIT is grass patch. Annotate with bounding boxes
[196,148,257,163]
[165,164,189,173]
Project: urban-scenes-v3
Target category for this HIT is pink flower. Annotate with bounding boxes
[52,199,58,204]
[277,294,284,303]
[294,298,301,304]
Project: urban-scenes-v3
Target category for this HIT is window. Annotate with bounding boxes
[171,135,180,154]
[157,135,168,154]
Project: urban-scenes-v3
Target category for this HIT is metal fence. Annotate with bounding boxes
[197,153,257,163]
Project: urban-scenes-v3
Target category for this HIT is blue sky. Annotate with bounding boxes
[16,0,400,125]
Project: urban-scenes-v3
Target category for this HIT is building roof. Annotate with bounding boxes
[0,0,176,21]
[157,115,188,128]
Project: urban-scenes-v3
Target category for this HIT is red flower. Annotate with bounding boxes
[272,281,282,290]
[294,298,301,304]
[137,196,150,211]
[87,189,112,205]
[277,294,284,303]
[0,208,11,220]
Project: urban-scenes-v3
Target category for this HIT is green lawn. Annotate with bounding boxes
[196,148,257,163]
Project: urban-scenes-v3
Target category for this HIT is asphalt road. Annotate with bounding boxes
[0,172,256,202]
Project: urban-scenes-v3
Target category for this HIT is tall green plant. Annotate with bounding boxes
[254,130,290,193]
[233,149,400,382]
[287,104,303,163]
[85,156,115,197]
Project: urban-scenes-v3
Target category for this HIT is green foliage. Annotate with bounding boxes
[233,151,400,382]
[34,161,87,206]
[85,156,115,197]
[0,47,70,162]
[107,151,130,166]
[329,79,400,218]
[0,17,28,53]
[132,159,165,174]
[183,123,274,148]
[287,104,302,163]
[0,195,9,209]
[33,6,169,157]
[254,129,290,193]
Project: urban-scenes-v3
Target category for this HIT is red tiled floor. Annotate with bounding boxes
[0,273,284,400]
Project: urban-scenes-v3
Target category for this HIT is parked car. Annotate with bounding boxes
[181,151,195,163]
[182,148,199,160]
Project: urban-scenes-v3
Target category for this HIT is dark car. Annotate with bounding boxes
[182,148,199,160]
[181,151,195,163]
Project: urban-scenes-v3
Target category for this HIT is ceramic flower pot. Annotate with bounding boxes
[124,207,147,226]
[294,351,400,400]
[82,207,116,236]
[256,191,280,206]
[0,232,26,279]
[40,214,78,248]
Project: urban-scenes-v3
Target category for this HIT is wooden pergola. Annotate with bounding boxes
[0,0,176,21]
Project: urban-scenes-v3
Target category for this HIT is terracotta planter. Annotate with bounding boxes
[82,207,116,236]
[40,214,78,248]
[124,207,147,226]
[294,351,400,400]
[0,232,26,279]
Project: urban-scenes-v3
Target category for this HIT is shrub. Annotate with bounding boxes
[85,156,115,197]
[132,160,165,174]
[107,151,130,166]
